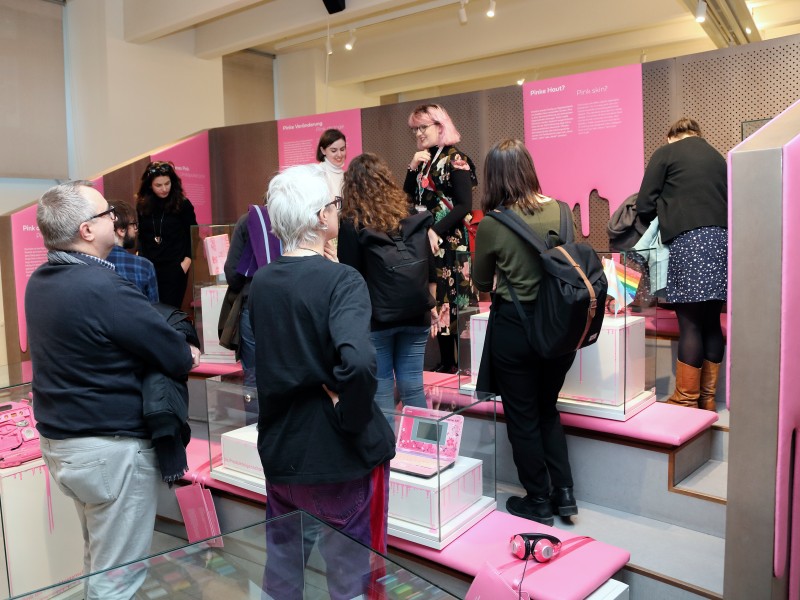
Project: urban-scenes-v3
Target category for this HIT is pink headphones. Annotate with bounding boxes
[509,533,563,562]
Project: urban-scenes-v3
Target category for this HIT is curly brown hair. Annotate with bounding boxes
[342,153,410,234]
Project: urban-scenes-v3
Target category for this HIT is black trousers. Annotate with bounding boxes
[490,300,576,498]
[154,261,188,309]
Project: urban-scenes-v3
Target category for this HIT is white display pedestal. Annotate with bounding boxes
[388,456,496,550]
[466,312,652,421]
[212,423,266,495]
[560,315,646,406]
[199,285,237,364]
[0,460,83,599]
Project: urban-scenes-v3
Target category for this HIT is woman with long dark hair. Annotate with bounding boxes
[338,153,437,414]
[474,139,578,526]
[136,161,197,308]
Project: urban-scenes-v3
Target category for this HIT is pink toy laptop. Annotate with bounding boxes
[390,406,464,478]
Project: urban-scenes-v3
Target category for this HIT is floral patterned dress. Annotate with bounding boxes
[403,145,478,334]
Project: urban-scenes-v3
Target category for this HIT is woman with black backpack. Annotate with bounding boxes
[338,153,438,415]
[474,139,580,527]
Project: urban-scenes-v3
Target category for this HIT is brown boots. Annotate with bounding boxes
[699,360,721,411]
[667,359,721,410]
[666,360,701,408]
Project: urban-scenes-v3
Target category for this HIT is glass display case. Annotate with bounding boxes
[456,248,662,421]
[205,373,497,550]
[11,512,458,600]
[190,224,236,363]
[0,379,84,600]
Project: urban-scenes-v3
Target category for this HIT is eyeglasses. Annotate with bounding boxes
[129,222,139,230]
[146,162,174,176]
[410,123,438,135]
[88,205,117,222]
[325,196,343,212]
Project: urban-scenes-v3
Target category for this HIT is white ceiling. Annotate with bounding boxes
[122,0,800,101]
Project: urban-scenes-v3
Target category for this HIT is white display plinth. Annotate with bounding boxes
[557,388,656,421]
[221,423,261,479]
[560,314,646,406]
[199,285,237,364]
[388,456,495,550]
[0,459,84,599]
[586,578,630,600]
[388,496,495,550]
[210,465,266,496]
[389,456,483,528]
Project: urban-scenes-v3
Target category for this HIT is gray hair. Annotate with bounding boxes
[266,165,329,252]
[37,180,96,250]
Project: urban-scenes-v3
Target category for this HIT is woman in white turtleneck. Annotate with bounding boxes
[315,128,347,203]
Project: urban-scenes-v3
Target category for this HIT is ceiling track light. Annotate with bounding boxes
[325,35,333,55]
[695,0,707,23]
[487,0,496,18]
[458,0,468,25]
[345,29,356,50]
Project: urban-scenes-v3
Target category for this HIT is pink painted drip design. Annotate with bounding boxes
[774,99,800,597]
[43,465,55,533]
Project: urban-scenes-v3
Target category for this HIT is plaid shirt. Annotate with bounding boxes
[107,246,160,303]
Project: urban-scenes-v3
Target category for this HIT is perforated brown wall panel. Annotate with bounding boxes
[643,35,800,162]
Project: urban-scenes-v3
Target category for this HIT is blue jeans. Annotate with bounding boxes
[239,305,259,424]
[370,325,429,414]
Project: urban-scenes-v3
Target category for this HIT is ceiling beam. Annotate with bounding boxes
[122,0,267,44]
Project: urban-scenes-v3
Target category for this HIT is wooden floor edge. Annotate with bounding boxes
[668,484,728,505]
[624,563,724,599]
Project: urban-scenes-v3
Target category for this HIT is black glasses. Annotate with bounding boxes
[88,205,117,222]
[129,222,139,230]
[410,123,438,135]
[325,197,343,212]
[146,162,174,176]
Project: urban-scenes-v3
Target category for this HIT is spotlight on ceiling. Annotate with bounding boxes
[345,30,356,51]
[516,77,525,86]
[487,0,496,18]
[458,1,468,24]
[325,36,333,55]
[695,0,707,23]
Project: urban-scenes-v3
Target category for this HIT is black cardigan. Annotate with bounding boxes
[636,136,727,243]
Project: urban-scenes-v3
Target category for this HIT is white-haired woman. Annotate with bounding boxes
[249,165,395,600]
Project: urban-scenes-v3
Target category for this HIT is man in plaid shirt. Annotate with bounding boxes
[107,201,160,303]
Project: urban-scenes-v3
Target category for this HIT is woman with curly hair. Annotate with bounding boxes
[403,104,477,373]
[338,153,437,414]
[136,161,197,308]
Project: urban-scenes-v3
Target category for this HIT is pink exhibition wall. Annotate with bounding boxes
[277,108,362,171]
[523,64,644,236]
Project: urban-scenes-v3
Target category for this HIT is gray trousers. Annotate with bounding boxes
[40,435,161,600]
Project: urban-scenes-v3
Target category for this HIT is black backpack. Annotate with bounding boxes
[359,211,436,323]
[487,202,607,358]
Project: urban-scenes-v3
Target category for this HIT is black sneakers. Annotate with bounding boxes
[506,495,555,526]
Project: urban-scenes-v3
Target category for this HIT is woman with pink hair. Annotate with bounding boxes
[403,104,477,373]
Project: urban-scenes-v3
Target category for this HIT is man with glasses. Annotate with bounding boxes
[107,200,159,303]
[25,181,199,600]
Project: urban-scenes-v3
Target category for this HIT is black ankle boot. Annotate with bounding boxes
[550,487,578,517]
[506,495,554,526]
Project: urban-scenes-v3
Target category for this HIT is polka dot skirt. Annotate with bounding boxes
[666,226,728,304]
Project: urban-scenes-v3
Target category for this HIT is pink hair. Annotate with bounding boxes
[407,104,461,146]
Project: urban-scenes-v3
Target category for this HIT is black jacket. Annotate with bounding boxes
[636,136,727,243]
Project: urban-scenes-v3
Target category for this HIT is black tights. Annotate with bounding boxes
[674,301,725,367]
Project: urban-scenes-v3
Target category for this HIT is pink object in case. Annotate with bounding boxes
[0,401,42,468]
[390,406,463,478]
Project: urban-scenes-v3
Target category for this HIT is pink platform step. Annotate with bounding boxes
[422,372,718,447]
[390,510,629,600]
